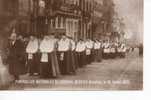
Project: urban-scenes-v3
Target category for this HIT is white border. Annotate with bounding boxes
[1,0,151,100]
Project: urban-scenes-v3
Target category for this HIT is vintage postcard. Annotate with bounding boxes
[0,0,143,90]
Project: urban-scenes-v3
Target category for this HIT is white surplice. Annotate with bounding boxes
[26,39,39,59]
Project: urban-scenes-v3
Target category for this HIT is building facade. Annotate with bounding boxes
[0,0,115,41]
[30,0,93,40]
[0,0,32,37]
[92,0,117,41]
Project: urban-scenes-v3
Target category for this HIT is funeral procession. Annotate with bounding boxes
[0,0,143,90]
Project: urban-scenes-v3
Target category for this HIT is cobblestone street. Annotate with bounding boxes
[9,48,143,90]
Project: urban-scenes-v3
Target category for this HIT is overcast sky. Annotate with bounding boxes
[113,0,143,43]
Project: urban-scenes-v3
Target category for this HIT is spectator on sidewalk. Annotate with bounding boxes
[7,32,26,80]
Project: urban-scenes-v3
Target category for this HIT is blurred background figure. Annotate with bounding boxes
[0,50,13,89]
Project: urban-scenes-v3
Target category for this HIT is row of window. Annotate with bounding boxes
[81,0,93,12]
[62,0,80,6]
[49,16,79,32]
[1,0,104,17]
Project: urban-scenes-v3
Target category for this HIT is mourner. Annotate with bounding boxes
[117,43,121,57]
[17,35,24,42]
[18,34,27,68]
[39,33,60,78]
[94,39,102,62]
[110,43,116,59]
[117,43,126,58]
[26,34,39,76]
[121,43,127,58]
[48,33,60,77]
[75,39,86,68]
[57,33,72,75]
[114,42,118,57]
[103,41,110,59]
[23,36,30,48]
[99,39,103,61]
[7,32,26,80]
[68,37,77,74]
[85,39,94,64]
[0,29,131,82]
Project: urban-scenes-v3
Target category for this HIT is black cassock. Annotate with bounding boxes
[7,40,26,76]
[26,53,40,75]
[57,51,71,75]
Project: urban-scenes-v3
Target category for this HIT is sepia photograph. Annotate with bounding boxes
[0,0,143,90]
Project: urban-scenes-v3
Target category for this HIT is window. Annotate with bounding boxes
[3,0,19,15]
[38,0,45,16]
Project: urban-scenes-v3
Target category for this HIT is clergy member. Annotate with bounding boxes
[57,33,71,75]
[94,39,102,62]
[39,34,56,78]
[75,39,86,68]
[85,39,93,64]
[26,34,39,76]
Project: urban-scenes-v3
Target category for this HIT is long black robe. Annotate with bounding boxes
[7,40,26,76]
[57,51,72,75]
[39,39,60,78]
[26,53,39,75]
[76,51,86,68]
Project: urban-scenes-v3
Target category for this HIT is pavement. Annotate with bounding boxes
[9,48,143,90]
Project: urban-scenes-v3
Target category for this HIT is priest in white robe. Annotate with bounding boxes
[69,37,77,74]
[49,33,60,77]
[110,44,116,59]
[103,41,110,59]
[26,34,39,76]
[39,34,60,78]
[85,39,94,64]
[75,39,86,68]
[94,39,102,62]
[57,34,72,75]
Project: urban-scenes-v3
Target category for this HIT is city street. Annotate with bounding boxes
[9,48,143,90]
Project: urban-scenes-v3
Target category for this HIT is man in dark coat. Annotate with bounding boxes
[7,32,26,80]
